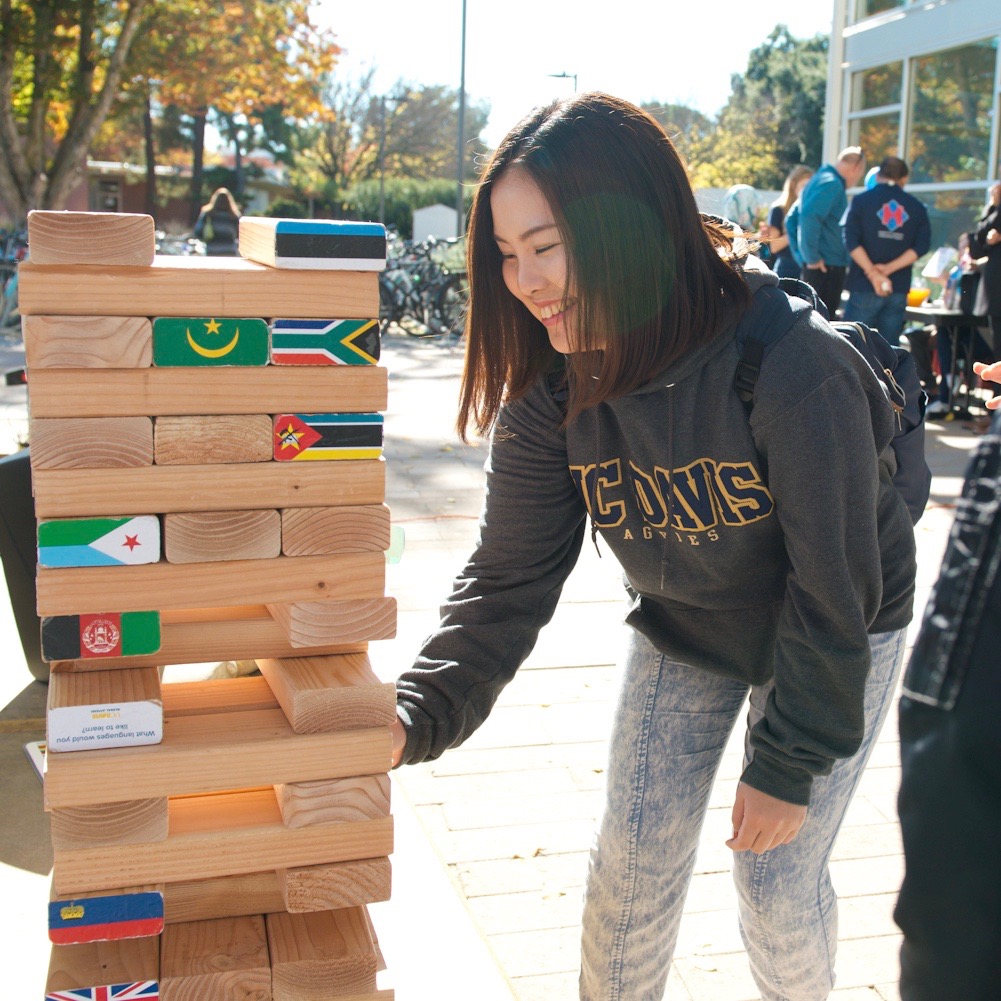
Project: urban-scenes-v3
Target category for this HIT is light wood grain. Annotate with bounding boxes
[19,255,378,316]
[43,708,393,808]
[49,798,169,851]
[276,774,390,829]
[267,907,379,1000]
[164,509,281,563]
[23,314,153,372]
[154,414,273,464]
[33,459,386,518]
[36,552,386,616]
[162,675,278,717]
[52,788,394,894]
[256,652,396,734]
[281,504,392,556]
[266,597,397,651]
[50,606,367,671]
[46,936,159,996]
[29,416,154,469]
[160,914,271,1000]
[162,858,391,922]
[27,210,156,266]
[26,364,387,417]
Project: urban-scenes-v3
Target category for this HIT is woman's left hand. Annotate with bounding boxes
[727,782,808,854]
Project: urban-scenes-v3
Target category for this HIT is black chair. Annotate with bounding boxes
[0,448,47,682]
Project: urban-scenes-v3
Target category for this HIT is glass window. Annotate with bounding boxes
[852,62,903,110]
[849,113,900,166]
[857,0,904,18]
[907,40,997,184]
[910,188,994,255]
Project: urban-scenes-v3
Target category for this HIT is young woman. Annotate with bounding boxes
[193,186,241,256]
[766,164,814,279]
[391,93,916,1000]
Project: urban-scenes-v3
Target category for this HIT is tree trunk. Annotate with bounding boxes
[189,109,207,226]
[234,129,244,200]
[143,83,157,221]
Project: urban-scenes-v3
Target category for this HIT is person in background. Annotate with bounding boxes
[194,187,241,256]
[722,183,759,236]
[970,180,1001,349]
[391,91,916,1001]
[798,146,867,317]
[895,359,1001,1000]
[842,156,931,346]
[765,166,814,279]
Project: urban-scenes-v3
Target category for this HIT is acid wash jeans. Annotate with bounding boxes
[580,626,908,1001]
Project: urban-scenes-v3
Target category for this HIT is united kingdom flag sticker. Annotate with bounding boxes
[878,199,909,231]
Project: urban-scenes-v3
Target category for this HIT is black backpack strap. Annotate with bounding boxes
[734,283,814,407]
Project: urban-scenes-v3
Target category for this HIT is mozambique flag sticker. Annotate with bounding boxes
[273,413,384,461]
[41,611,161,661]
[38,516,161,567]
[153,316,268,366]
[270,318,380,365]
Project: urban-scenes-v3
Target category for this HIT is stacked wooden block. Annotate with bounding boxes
[23,211,398,1000]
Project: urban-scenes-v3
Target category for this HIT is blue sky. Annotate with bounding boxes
[315,0,835,146]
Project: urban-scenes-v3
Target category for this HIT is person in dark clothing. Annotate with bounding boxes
[797,146,867,317]
[390,92,915,1001]
[895,359,1001,1000]
[970,180,1001,348]
[842,156,932,346]
[193,187,241,256]
[766,165,814,279]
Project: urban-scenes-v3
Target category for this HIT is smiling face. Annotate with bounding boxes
[490,166,582,354]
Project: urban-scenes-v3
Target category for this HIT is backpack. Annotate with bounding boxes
[733,277,931,524]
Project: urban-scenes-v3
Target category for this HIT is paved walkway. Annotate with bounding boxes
[0,325,984,999]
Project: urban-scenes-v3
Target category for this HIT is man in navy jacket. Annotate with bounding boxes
[842,156,931,345]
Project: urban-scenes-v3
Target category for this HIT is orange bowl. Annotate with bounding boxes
[907,288,931,307]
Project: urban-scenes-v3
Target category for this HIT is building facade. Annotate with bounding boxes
[826,0,1000,249]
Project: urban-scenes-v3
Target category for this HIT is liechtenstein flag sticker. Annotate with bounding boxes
[38,516,161,568]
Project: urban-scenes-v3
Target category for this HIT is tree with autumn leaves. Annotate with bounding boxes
[0,0,339,226]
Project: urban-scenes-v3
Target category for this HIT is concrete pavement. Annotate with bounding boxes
[0,324,986,999]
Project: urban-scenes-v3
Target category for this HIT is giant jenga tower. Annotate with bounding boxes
[21,210,399,1000]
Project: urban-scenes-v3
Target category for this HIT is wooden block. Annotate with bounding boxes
[37,552,385,616]
[154,415,273,465]
[33,460,385,518]
[49,882,163,945]
[265,597,397,650]
[50,799,169,851]
[52,787,394,894]
[43,708,392,808]
[28,209,155,266]
[153,316,268,367]
[162,858,391,923]
[23,314,153,368]
[270,318,380,366]
[163,510,281,564]
[280,857,391,914]
[38,515,161,567]
[240,217,387,270]
[41,611,161,662]
[162,675,278,717]
[50,606,367,671]
[30,417,154,469]
[281,505,391,557]
[276,774,390,829]
[256,652,396,733]
[160,914,271,1000]
[267,907,379,1000]
[47,667,163,753]
[45,936,159,999]
[274,413,383,461]
[27,364,388,418]
[19,256,379,317]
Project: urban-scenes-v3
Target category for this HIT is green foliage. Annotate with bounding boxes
[341,176,473,238]
[263,197,308,219]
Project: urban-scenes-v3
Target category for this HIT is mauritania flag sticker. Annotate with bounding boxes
[270,318,380,365]
[152,316,268,366]
[38,516,161,567]
[273,413,384,461]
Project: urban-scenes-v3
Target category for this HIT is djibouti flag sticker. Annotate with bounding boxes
[38,516,161,567]
[153,316,268,366]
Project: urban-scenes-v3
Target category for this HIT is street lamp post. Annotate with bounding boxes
[378,93,406,228]
[548,71,578,92]
[455,0,467,237]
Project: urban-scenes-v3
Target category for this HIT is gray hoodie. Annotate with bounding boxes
[396,267,916,805]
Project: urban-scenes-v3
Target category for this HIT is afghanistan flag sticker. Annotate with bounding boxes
[38,516,161,567]
[41,611,161,662]
[273,413,384,461]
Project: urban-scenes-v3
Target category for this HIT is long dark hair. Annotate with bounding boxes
[458,91,750,439]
